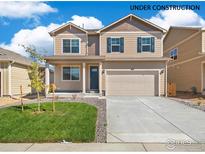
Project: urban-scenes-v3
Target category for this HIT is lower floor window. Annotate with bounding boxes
[63,66,80,80]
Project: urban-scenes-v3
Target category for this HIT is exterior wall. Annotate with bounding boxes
[88,34,99,56]
[168,58,202,92]
[164,29,199,50]
[54,33,87,56]
[101,17,160,32]
[102,61,166,95]
[11,63,31,95]
[100,17,163,58]
[100,32,163,58]
[164,30,203,93]
[202,31,205,53]
[0,63,9,96]
[53,26,87,56]
[54,63,101,92]
[54,64,83,91]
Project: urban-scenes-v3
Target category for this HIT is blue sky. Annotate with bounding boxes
[0,1,205,56]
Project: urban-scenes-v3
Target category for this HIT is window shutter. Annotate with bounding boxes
[107,37,111,53]
[120,37,124,53]
[137,37,141,53]
[151,37,155,52]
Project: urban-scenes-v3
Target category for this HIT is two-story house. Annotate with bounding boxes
[164,26,205,94]
[45,14,168,96]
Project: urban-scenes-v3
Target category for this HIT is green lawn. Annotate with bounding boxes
[0,102,97,143]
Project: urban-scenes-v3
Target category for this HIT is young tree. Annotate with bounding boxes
[29,62,44,112]
[50,83,56,112]
[22,45,45,112]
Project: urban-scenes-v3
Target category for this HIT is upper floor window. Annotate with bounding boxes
[62,66,80,81]
[107,37,124,53]
[63,39,80,53]
[170,48,178,60]
[137,37,155,53]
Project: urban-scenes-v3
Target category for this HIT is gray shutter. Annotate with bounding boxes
[120,37,124,53]
[107,37,111,53]
[151,37,155,52]
[137,37,141,53]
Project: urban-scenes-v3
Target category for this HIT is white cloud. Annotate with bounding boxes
[0,23,60,56]
[0,2,57,19]
[69,15,104,29]
[149,10,205,30]
[0,15,103,56]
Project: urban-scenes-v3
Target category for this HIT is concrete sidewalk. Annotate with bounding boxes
[0,143,205,152]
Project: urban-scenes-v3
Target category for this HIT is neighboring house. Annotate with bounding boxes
[0,48,32,97]
[45,14,168,96]
[0,48,54,97]
[164,26,205,93]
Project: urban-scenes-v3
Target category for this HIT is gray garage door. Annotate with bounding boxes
[106,71,157,96]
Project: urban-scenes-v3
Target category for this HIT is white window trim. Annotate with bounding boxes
[110,37,122,53]
[61,38,81,55]
[61,65,81,82]
[140,36,152,53]
[169,48,178,60]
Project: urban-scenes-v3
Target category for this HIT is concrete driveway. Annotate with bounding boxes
[107,96,205,143]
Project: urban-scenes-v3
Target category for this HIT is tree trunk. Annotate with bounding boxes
[20,85,24,111]
[52,92,55,112]
[37,92,40,112]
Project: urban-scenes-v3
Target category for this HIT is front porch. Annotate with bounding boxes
[45,61,103,97]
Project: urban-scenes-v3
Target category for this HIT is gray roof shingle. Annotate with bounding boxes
[0,47,32,66]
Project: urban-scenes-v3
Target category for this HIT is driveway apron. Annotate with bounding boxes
[106,96,202,143]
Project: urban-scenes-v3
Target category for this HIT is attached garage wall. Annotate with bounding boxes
[102,61,166,96]
[106,70,159,96]
[11,63,31,95]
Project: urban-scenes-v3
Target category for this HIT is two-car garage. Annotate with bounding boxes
[105,70,160,96]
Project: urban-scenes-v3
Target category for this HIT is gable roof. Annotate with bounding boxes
[0,48,33,66]
[97,14,167,33]
[49,22,88,36]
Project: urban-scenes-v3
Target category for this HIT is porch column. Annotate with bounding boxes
[45,63,50,95]
[99,62,102,96]
[82,62,86,93]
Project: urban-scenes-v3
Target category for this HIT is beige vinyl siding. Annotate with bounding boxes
[168,58,203,92]
[11,63,31,95]
[54,64,83,91]
[164,33,202,62]
[88,35,99,56]
[101,17,160,32]
[164,31,203,93]
[164,29,200,50]
[202,31,205,53]
[54,34,87,55]
[53,25,86,35]
[0,63,9,95]
[100,32,163,57]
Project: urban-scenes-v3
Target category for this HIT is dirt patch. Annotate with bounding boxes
[0,97,21,106]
